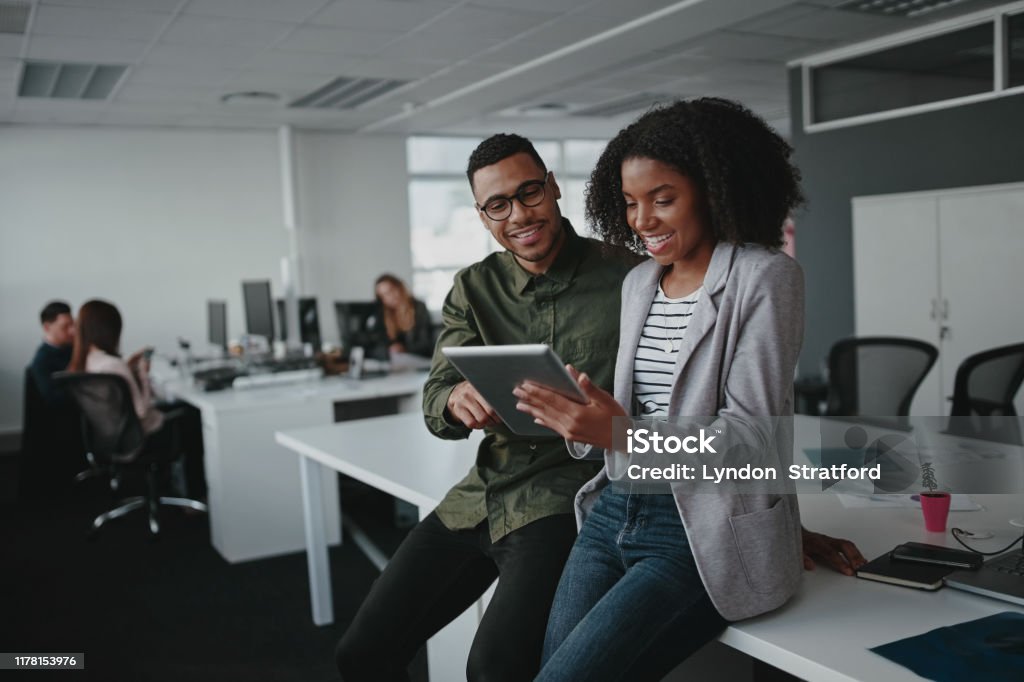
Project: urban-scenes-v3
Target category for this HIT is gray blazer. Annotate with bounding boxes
[572,242,805,621]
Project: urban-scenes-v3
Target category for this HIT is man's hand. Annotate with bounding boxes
[446,381,501,430]
[801,528,866,576]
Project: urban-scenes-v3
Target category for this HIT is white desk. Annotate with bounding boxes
[159,370,426,563]
[276,414,482,682]
[276,414,1024,681]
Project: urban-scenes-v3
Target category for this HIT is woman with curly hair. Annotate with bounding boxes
[514,98,814,680]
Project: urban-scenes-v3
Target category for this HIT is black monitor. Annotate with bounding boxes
[334,301,386,359]
[242,280,274,340]
[207,300,227,350]
[275,297,321,349]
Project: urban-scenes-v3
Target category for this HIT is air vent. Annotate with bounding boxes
[838,0,977,18]
[290,76,410,110]
[572,92,674,118]
[0,1,30,34]
[18,61,129,100]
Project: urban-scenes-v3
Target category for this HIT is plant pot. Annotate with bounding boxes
[920,492,951,532]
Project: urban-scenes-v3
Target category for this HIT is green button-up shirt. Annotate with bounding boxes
[422,220,638,543]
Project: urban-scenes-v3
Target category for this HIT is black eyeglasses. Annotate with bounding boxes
[476,173,550,221]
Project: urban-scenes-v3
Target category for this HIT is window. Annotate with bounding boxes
[407,136,606,310]
[800,4,1024,132]
[1009,11,1024,89]
[810,23,993,124]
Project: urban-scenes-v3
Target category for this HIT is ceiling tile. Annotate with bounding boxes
[684,30,829,61]
[12,98,104,124]
[340,56,449,81]
[31,5,173,42]
[116,83,224,104]
[276,25,403,55]
[144,43,260,68]
[471,0,583,11]
[183,0,330,22]
[245,49,362,76]
[0,34,23,58]
[698,59,789,84]
[27,35,151,62]
[159,14,296,48]
[376,33,496,62]
[221,69,332,92]
[310,0,455,33]
[98,109,190,125]
[585,0,688,22]
[729,3,905,41]
[414,5,556,41]
[124,64,236,87]
[40,0,185,11]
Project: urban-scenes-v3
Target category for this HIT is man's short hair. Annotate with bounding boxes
[40,301,71,325]
[466,134,547,189]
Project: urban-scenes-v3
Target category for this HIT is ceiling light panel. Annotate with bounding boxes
[0,1,30,34]
[18,60,128,100]
[290,76,410,110]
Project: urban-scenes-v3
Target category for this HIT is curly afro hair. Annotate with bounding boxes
[586,98,803,254]
[466,133,547,190]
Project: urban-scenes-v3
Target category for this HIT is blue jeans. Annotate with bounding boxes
[537,487,728,682]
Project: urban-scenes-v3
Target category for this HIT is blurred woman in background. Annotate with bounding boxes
[374,274,435,358]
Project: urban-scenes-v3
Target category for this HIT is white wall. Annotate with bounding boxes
[295,132,411,343]
[0,126,410,434]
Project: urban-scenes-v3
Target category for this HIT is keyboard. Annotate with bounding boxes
[232,368,322,390]
[193,367,247,392]
[251,356,319,373]
[990,550,1024,577]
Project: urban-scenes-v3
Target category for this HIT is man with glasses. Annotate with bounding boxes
[335,134,864,681]
[336,134,634,682]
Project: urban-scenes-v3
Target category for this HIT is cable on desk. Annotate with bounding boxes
[951,527,1024,556]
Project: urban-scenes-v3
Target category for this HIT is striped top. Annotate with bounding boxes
[632,286,701,417]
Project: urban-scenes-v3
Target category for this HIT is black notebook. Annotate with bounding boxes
[856,551,955,591]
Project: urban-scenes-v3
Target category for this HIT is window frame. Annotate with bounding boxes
[794,1,1024,133]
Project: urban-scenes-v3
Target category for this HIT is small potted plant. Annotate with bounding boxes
[919,459,951,532]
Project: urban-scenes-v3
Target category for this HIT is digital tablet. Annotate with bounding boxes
[442,344,586,436]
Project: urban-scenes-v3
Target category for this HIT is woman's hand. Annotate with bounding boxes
[801,528,866,576]
[126,347,153,376]
[513,365,626,450]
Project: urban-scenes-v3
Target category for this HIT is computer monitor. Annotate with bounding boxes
[242,280,274,340]
[334,301,386,359]
[207,300,227,350]
[275,297,321,349]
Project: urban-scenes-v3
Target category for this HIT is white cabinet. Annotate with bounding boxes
[852,182,1024,416]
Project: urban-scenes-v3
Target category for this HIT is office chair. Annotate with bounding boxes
[52,371,207,538]
[18,366,88,500]
[826,337,938,421]
[947,343,1024,444]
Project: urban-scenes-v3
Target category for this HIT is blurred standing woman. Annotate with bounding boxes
[515,98,810,681]
[374,274,435,358]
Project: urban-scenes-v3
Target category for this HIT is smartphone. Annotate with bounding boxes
[143,348,155,361]
[891,542,983,570]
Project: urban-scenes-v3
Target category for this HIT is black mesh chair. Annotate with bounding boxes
[52,371,207,538]
[947,343,1024,444]
[826,337,939,422]
[18,366,88,500]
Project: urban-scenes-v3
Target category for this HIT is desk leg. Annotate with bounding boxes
[299,455,334,626]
